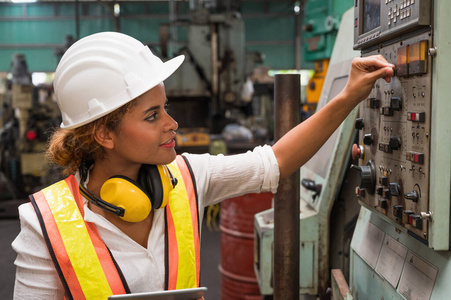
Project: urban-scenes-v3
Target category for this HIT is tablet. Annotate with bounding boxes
[108,287,207,300]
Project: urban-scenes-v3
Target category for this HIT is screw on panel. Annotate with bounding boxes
[428,47,437,57]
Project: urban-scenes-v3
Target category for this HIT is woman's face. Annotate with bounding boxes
[107,82,178,166]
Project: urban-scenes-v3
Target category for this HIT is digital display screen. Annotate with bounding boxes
[363,0,380,34]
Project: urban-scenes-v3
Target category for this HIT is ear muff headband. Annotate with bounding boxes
[157,165,177,208]
[79,183,126,218]
[79,164,178,223]
[139,165,177,209]
[101,176,152,223]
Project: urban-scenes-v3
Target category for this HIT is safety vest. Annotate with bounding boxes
[30,155,200,300]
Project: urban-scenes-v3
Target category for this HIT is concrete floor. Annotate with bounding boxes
[0,213,221,300]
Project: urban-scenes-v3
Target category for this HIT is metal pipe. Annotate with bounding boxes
[273,74,300,299]
[75,0,79,40]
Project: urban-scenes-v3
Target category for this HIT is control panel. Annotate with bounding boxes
[353,0,431,49]
[353,33,432,241]
[352,6,435,242]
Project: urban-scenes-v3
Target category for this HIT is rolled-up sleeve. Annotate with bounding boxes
[182,145,280,207]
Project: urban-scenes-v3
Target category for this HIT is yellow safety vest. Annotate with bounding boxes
[30,155,200,300]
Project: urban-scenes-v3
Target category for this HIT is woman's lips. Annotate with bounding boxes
[160,138,176,148]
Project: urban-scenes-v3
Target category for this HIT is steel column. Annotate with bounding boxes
[273,74,300,299]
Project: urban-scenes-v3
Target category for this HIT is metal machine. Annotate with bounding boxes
[303,0,353,117]
[347,0,451,299]
[162,0,263,143]
[254,8,361,299]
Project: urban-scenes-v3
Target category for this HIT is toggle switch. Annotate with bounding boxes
[404,190,419,202]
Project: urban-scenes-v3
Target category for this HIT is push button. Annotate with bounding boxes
[390,97,402,111]
[393,205,403,218]
[411,214,422,229]
[403,210,414,224]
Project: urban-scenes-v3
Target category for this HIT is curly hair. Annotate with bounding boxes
[46,100,137,175]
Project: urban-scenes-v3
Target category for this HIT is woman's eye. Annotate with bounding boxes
[146,112,158,121]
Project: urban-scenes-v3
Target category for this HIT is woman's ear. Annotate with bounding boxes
[94,125,114,150]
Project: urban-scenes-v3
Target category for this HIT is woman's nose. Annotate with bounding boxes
[165,113,178,132]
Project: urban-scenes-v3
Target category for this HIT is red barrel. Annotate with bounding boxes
[219,192,273,300]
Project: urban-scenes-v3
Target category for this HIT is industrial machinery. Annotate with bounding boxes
[162,0,264,149]
[347,0,451,299]
[254,8,361,299]
[0,55,62,217]
[303,0,353,117]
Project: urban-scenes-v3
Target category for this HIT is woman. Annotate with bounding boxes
[12,32,394,299]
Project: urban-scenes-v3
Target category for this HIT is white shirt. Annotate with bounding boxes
[12,145,279,299]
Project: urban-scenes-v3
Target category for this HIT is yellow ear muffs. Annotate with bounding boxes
[138,164,177,209]
[100,176,152,223]
[157,165,177,208]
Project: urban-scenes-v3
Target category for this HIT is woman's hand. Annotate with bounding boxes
[273,54,395,178]
[342,55,395,105]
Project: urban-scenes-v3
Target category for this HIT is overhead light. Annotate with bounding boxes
[114,3,120,17]
[11,0,38,3]
[294,1,301,14]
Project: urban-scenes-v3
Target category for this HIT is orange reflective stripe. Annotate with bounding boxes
[176,156,200,286]
[166,204,179,290]
[64,177,128,296]
[31,176,128,299]
[32,190,85,300]
[165,156,200,290]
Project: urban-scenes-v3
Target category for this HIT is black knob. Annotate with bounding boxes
[301,178,322,201]
[363,133,373,145]
[389,136,401,150]
[404,190,419,202]
[355,118,364,130]
[302,178,316,191]
[350,160,376,194]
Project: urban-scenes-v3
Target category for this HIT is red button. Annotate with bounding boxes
[411,113,416,121]
[408,215,413,224]
[414,154,419,162]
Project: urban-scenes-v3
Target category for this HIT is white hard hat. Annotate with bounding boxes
[53,31,184,129]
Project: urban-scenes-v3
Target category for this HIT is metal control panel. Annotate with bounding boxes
[354,32,432,242]
[353,0,431,49]
[352,0,451,251]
